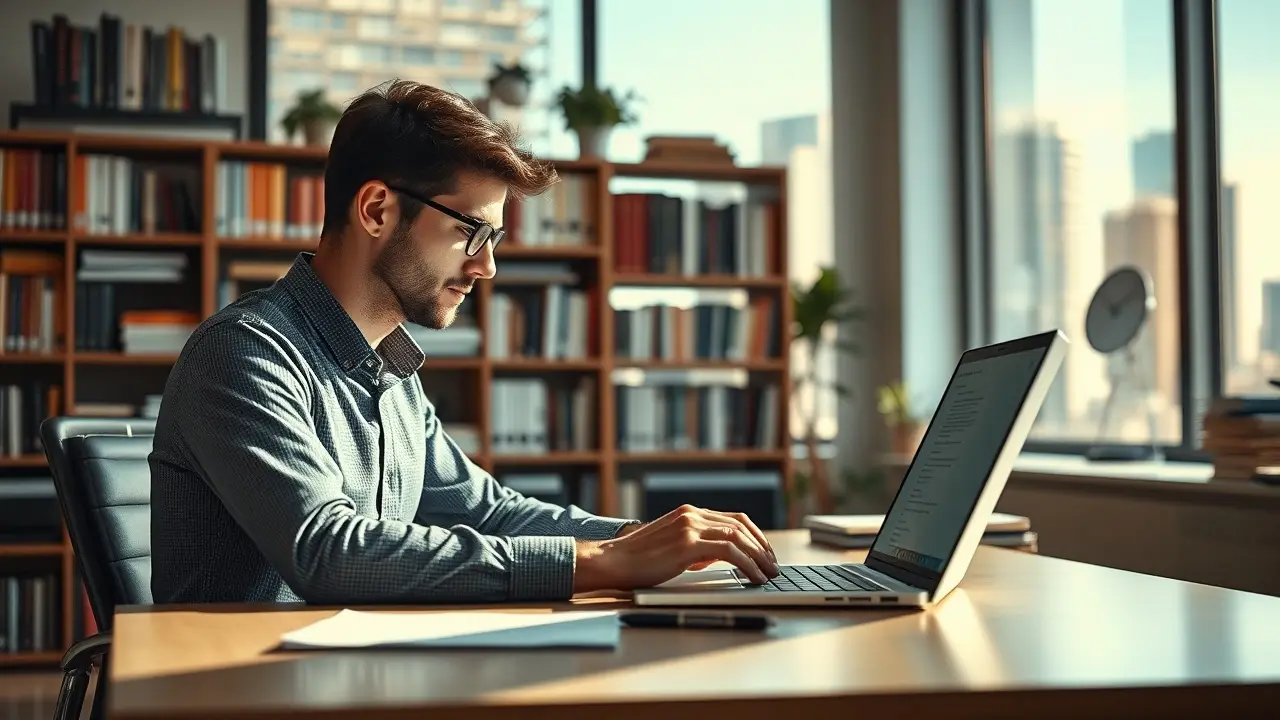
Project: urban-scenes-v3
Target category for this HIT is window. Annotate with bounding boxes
[487,51,507,68]
[402,46,436,66]
[490,26,518,43]
[440,22,481,43]
[982,0,1181,446]
[358,15,394,39]
[1219,0,1280,393]
[266,0,576,150]
[600,0,833,441]
[287,9,328,31]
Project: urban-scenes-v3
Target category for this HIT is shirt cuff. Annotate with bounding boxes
[575,517,639,540]
[508,535,577,600]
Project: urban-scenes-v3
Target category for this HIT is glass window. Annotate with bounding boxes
[441,22,481,43]
[1219,0,1280,393]
[402,46,436,66]
[491,26,518,42]
[267,0,576,152]
[288,9,328,31]
[985,0,1180,445]
[359,44,393,65]
[600,0,833,441]
[330,72,359,92]
[358,15,394,38]
[487,51,507,67]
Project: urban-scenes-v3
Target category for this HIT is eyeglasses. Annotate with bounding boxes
[385,183,505,256]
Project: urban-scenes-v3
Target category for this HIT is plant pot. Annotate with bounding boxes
[490,76,531,107]
[889,421,926,458]
[574,126,611,159]
[302,119,336,148]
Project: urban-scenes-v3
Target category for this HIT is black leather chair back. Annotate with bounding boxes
[41,417,156,632]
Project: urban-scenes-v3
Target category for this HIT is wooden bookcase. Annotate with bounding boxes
[0,129,792,666]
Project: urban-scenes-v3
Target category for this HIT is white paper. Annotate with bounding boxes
[278,609,620,650]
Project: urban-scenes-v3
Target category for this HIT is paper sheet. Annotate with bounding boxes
[278,609,620,650]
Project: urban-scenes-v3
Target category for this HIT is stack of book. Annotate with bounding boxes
[804,513,1037,553]
[1201,396,1280,481]
[642,135,735,166]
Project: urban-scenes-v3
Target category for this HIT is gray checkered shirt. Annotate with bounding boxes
[150,253,632,605]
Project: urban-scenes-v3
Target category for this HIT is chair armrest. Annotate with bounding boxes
[61,631,112,673]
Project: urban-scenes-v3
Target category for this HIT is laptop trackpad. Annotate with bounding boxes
[655,569,746,591]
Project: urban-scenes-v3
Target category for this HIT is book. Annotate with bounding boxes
[803,512,1030,536]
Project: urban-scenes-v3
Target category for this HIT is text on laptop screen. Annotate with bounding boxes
[870,345,1047,573]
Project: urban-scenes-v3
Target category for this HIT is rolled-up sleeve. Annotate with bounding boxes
[171,317,580,604]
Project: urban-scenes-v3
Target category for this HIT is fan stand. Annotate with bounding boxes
[1085,346,1159,462]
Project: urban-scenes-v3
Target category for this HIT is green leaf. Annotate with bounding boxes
[832,383,854,398]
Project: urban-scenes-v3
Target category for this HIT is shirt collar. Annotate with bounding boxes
[279,253,425,380]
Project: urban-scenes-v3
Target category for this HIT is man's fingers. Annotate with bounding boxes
[704,510,776,562]
[693,539,767,584]
[701,524,777,578]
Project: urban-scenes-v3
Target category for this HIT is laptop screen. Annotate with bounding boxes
[868,335,1051,581]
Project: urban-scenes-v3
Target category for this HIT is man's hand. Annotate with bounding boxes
[574,505,780,592]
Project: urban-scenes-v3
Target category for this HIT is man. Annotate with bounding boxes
[149,80,780,605]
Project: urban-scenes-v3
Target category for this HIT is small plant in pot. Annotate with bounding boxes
[878,381,928,457]
[555,84,640,159]
[487,61,532,107]
[281,88,342,147]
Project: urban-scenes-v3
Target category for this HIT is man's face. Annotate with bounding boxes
[373,170,503,329]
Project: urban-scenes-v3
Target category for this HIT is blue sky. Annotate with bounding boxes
[538,0,830,164]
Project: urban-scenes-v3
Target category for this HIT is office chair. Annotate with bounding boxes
[40,417,156,720]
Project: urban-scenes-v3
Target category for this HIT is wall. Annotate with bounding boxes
[0,0,249,124]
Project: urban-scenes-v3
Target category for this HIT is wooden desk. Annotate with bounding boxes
[111,530,1280,719]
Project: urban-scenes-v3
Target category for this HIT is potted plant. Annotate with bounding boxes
[555,84,640,159]
[878,381,928,457]
[790,266,864,519]
[281,88,342,147]
[487,61,532,107]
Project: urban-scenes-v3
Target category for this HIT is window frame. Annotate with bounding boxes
[956,0,1225,464]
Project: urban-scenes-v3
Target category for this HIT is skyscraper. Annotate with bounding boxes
[761,116,819,166]
[1262,280,1280,360]
[1102,197,1181,440]
[989,121,1073,430]
[1130,131,1240,373]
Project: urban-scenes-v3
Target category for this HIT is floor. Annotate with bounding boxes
[0,670,93,720]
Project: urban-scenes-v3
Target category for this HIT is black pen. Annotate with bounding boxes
[619,610,773,630]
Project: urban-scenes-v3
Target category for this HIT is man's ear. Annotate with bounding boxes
[354,181,397,242]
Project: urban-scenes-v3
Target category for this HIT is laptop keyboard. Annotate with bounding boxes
[746,565,886,593]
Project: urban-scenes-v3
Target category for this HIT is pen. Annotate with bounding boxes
[619,611,773,630]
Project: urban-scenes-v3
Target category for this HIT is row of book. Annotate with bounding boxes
[615,381,781,452]
[491,377,595,455]
[1,382,61,457]
[614,297,781,361]
[487,288,592,360]
[0,573,60,654]
[503,174,594,246]
[1,250,63,354]
[74,251,191,353]
[613,193,780,277]
[0,148,68,230]
[75,154,201,235]
[30,13,228,114]
[215,161,326,240]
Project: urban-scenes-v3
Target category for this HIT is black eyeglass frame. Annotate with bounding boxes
[384,183,505,256]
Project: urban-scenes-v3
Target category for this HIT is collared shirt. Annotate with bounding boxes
[149,253,632,605]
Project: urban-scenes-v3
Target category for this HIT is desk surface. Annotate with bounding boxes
[112,530,1280,719]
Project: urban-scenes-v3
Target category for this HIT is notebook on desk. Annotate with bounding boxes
[804,513,1034,549]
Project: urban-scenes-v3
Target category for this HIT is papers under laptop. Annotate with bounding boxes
[278,610,620,650]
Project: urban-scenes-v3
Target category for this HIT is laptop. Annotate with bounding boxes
[633,329,1069,609]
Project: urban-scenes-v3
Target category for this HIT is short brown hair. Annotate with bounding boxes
[321,79,558,238]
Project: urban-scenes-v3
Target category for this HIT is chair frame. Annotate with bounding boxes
[40,417,156,720]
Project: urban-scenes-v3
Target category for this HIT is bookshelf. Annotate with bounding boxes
[0,129,792,666]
